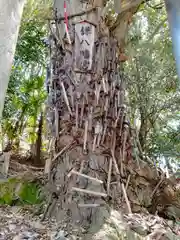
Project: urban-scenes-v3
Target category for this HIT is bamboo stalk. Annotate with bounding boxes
[75,102,79,130]
[119,148,124,176]
[88,107,93,131]
[71,187,107,197]
[107,158,113,194]
[151,173,165,198]
[97,133,101,146]
[60,82,72,115]
[122,126,128,163]
[55,107,59,138]
[115,96,118,117]
[70,169,103,184]
[125,174,131,190]
[114,109,120,128]
[121,183,132,214]
[111,149,120,174]
[101,123,107,143]
[44,158,52,175]
[78,204,100,207]
[104,96,109,112]
[112,131,117,152]
[83,120,88,152]
[59,128,66,136]
[95,82,101,105]
[92,134,97,152]
[102,77,107,93]
[111,150,131,213]
[119,110,124,137]
[80,98,85,127]
[52,141,75,162]
[69,85,74,111]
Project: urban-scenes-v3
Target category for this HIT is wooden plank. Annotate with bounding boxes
[75,21,95,71]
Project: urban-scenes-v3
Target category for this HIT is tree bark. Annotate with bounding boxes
[46,0,145,236]
[0,0,26,119]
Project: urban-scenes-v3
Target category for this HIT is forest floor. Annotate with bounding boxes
[0,154,180,239]
[0,199,180,239]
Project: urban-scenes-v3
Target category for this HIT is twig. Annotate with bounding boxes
[72,187,107,197]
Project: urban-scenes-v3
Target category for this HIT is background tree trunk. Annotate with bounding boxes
[46,0,144,236]
[0,0,26,119]
[34,112,43,166]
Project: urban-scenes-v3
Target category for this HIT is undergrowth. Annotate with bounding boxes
[0,178,44,205]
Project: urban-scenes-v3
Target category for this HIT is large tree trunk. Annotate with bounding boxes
[0,0,26,119]
[45,0,144,237]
